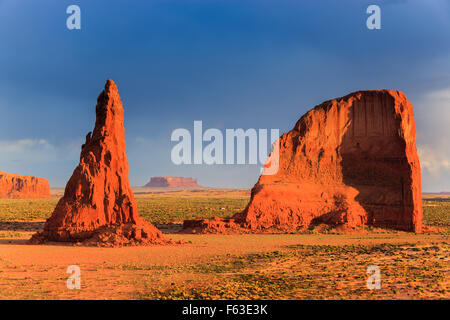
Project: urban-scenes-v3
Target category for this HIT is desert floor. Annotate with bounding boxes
[0,189,448,300]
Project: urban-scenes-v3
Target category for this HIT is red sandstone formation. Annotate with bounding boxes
[0,171,50,199]
[31,80,168,246]
[145,176,200,188]
[183,90,423,233]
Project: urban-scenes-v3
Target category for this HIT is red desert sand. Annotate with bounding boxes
[30,80,169,246]
[183,90,423,233]
[0,171,50,199]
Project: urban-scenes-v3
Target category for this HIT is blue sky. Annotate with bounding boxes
[0,0,449,191]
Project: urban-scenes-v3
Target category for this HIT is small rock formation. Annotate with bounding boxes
[183,90,423,233]
[31,80,168,246]
[145,176,200,188]
[0,171,50,199]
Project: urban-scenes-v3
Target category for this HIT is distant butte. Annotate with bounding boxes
[145,177,201,188]
[0,171,50,199]
[183,90,423,233]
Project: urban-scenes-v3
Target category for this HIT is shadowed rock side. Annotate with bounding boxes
[31,80,168,246]
[145,176,200,188]
[0,171,50,199]
[183,90,422,233]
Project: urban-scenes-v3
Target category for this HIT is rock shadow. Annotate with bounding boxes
[339,91,417,231]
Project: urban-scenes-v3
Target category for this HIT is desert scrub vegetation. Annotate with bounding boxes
[0,193,249,224]
[116,251,284,276]
[422,199,450,229]
[0,198,58,221]
[137,243,449,300]
[137,197,248,224]
[0,231,22,238]
[0,194,447,232]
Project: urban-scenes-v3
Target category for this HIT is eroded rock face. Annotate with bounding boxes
[31,80,168,245]
[183,90,423,233]
[0,171,50,199]
[145,177,200,188]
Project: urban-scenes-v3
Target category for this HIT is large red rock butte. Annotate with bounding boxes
[0,171,50,199]
[145,176,200,188]
[31,80,168,246]
[183,90,423,233]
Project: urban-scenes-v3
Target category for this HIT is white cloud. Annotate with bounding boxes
[0,138,82,186]
[0,138,80,164]
[414,87,450,191]
[0,139,56,165]
[0,138,54,153]
[418,145,450,175]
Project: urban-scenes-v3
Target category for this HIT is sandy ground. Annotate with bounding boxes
[0,231,447,299]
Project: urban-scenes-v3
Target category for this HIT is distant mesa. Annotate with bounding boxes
[145,177,201,188]
[423,191,450,195]
[183,90,423,234]
[30,79,169,246]
[0,171,50,199]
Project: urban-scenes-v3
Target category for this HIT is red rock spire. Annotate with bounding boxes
[31,80,168,245]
